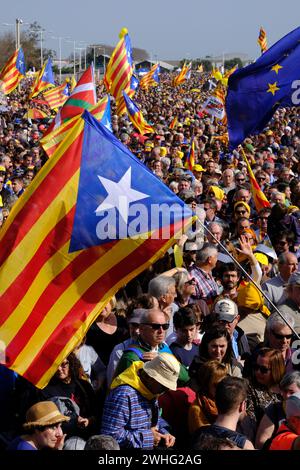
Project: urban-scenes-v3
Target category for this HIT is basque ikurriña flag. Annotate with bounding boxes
[0,111,194,388]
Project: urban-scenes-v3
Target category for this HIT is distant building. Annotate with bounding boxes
[135,60,174,73]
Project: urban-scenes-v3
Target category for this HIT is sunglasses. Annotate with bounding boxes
[236,178,245,182]
[185,278,196,285]
[142,323,170,331]
[253,364,271,374]
[271,330,293,340]
[257,177,266,181]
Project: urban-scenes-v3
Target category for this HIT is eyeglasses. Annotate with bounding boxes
[59,360,69,369]
[185,278,197,285]
[271,330,293,340]
[142,323,170,330]
[253,364,271,374]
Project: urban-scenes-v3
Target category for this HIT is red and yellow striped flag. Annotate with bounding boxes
[169,116,178,130]
[24,109,49,120]
[104,28,133,101]
[184,138,195,171]
[139,64,159,91]
[258,27,268,54]
[43,82,69,110]
[173,62,191,87]
[0,48,25,95]
[123,91,154,135]
[241,148,270,212]
[0,111,193,388]
[41,96,109,157]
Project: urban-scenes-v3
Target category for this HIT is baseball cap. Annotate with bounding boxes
[254,252,269,266]
[193,164,205,172]
[213,299,239,322]
[143,353,180,391]
[128,308,145,324]
[254,244,278,261]
[184,242,198,252]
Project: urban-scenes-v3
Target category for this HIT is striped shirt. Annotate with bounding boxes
[101,384,168,449]
[189,266,219,302]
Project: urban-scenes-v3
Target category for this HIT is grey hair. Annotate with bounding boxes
[173,269,189,295]
[85,434,120,450]
[148,275,176,299]
[280,371,300,391]
[265,312,295,334]
[196,243,218,264]
[169,181,179,190]
[207,221,223,234]
[278,252,297,266]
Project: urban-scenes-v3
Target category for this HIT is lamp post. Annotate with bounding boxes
[16,18,22,49]
[51,36,71,83]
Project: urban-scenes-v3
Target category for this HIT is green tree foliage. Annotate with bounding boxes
[224,58,243,69]
[0,22,55,71]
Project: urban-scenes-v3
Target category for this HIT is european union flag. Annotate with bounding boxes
[226,26,300,150]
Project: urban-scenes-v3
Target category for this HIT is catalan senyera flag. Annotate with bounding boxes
[241,148,270,212]
[258,27,268,54]
[173,62,192,86]
[43,65,96,137]
[41,96,110,157]
[0,110,194,388]
[104,27,133,102]
[24,109,49,120]
[43,82,70,110]
[169,116,178,129]
[0,48,26,95]
[184,138,195,171]
[139,64,160,90]
[123,91,154,135]
[30,58,55,98]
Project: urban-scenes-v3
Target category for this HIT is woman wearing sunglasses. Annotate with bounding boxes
[246,347,285,437]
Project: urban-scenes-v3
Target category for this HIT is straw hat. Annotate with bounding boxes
[143,353,180,391]
[23,401,70,430]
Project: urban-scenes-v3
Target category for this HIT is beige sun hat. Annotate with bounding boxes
[143,353,180,391]
[23,401,70,430]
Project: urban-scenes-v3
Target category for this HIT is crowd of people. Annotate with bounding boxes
[1,69,300,451]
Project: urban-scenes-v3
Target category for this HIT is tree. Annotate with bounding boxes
[224,58,243,70]
[0,21,55,71]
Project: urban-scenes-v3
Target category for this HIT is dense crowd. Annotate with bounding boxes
[1,70,300,451]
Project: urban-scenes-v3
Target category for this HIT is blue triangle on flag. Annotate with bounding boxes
[69,111,192,252]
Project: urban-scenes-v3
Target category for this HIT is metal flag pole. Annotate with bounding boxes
[194,216,300,340]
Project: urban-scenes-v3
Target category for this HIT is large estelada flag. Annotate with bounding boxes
[0,48,26,95]
[0,111,194,388]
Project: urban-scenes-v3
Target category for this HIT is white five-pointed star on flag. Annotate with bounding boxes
[95,167,149,224]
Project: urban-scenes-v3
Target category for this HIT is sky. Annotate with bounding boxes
[2,0,300,62]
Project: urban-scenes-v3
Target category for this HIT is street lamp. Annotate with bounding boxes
[3,19,28,49]
[66,39,77,75]
[51,36,71,83]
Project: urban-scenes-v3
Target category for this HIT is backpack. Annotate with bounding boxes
[50,396,80,420]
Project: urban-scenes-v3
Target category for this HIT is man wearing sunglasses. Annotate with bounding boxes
[115,309,189,385]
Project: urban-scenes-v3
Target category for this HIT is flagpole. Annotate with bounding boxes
[196,217,300,340]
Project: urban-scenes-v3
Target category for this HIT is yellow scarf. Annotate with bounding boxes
[111,361,156,401]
